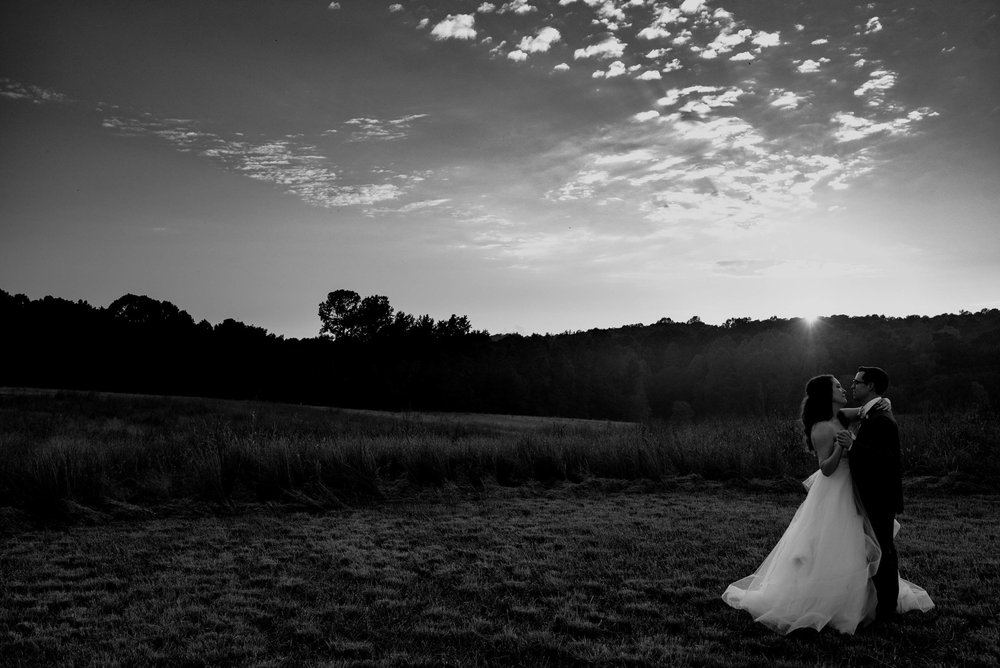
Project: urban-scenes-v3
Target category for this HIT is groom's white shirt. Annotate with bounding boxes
[858,397,882,420]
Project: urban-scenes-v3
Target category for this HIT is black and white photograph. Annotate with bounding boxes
[2,0,998,665]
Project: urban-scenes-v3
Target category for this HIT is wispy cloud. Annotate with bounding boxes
[713,259,784,277]
[395,198,452,213]
[2,75,438,213]
[98,112,422,210]
[543,103,880,234]
[0,78,71,104]
[337,114,429,142]
[713,258,875,278]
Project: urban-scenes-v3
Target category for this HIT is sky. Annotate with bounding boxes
[2,0,999,338]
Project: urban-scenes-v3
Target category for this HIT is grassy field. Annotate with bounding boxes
[2,390,999,666]
[3,486,998,667]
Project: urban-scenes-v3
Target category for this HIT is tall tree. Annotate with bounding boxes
[318,290,362,340]
[318,290,394,342]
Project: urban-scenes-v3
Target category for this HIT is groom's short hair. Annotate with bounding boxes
[857,366,889,394]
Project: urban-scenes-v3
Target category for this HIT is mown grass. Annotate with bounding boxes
[2,487,997,667]
[1,389,995,523]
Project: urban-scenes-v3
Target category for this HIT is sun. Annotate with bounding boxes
[803,315,820,326]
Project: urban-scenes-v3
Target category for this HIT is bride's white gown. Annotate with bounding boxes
[722,461,934,634]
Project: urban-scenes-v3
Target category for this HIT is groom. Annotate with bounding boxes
[840,366,903,623]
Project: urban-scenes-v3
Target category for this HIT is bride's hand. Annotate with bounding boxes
[874,397,892,412]
[835,430,853,452]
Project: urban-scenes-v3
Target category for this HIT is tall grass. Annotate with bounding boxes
[1,390,996,520]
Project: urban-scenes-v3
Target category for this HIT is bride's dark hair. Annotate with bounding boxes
[800,374,838,451]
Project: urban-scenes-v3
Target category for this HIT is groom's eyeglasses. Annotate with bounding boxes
[851,378,869,386]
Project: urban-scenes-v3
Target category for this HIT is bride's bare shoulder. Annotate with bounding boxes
[810,420,838,448]
[810,420,837,437]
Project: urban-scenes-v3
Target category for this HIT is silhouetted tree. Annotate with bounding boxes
[318,289,362,340]
[107,294,195,331]
[318,290,394,341]
[435,314,472,338]
[353,295,394,341]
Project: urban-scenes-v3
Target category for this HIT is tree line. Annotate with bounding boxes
[2,288,997,421]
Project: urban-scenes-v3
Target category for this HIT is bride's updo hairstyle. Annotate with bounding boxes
[800,374,835,451]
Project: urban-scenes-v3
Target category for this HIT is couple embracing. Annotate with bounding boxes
[722,366,934,635]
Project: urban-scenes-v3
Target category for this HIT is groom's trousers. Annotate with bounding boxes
[870,510,899,620]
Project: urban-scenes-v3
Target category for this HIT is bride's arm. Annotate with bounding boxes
[839,397,892,423]
[839,407,862,422]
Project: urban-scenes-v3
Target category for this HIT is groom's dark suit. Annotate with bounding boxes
[850,409,903,621]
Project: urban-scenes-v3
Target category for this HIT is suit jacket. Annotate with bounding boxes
[849,411,904,516]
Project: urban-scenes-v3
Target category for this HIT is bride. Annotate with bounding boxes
[721,374,933,634]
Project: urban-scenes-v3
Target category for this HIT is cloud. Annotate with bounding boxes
[751,31,781,48]
[639,5,684,38]
[655,86,743,114]
[340,114,428,141]
[97,110,422,210]
[327,2,340,10]
[542,106,881,235]
[796,59,822,73]
[604,60,628,77]
[769,90,803,110]
[378,0,943,252]
[519,26,561,53]
[679,0,705,14]
[573,36,627,60]
[864,17,883,34]
[677,87,743,115]
[705,27,752,56]
[832,112,921,143]
[594,149,656,165]
[430,15,477,41]
[498,0,537,15]
[508,50,528,62]
[637,26,671,40]
[388,4,403,13]
[395,198,452,213]
[0,78,71,105]
[713,259,784,276]
[400,1,791,83]
[854,69,897,108]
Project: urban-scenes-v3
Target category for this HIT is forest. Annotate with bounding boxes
[2,288,997,421]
